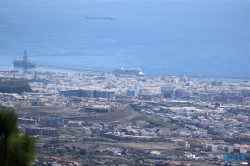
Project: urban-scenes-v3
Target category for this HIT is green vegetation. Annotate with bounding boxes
[146,101,191,107]
[130,114,175,128]
[0,107,36,166]
[129,104,146,112]
[79,148,87,155]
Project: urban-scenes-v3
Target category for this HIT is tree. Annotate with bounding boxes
[72,145,76,151]
[0,107,36,166]
[79,148,87,155]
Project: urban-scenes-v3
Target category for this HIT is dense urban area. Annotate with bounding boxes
[1,69,250,166]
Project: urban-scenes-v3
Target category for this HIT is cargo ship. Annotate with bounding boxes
[112,67,144,76]
[86,15,115,19]
[13,50,36,67]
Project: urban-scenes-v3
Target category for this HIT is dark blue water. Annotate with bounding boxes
[0,0,250,77]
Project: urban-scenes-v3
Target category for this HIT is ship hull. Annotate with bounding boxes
[112,67,144,76]
[86,15,115,19]
[86,17,114,19]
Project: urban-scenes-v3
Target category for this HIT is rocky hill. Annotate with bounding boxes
[0,79,32,94]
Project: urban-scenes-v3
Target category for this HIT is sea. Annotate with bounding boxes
[0,0,250,78]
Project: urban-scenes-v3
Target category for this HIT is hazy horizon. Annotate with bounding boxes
[1,0,249,77]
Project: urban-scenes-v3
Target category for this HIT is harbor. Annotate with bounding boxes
[11,51,250,80]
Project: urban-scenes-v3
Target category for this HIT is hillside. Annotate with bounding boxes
[0,79,32,94]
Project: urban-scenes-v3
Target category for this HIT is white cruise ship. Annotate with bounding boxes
[112,67,144,76]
